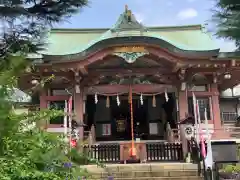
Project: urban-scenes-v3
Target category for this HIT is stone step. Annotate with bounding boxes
[89,170,199,178]
[83,163,199,173]
[83,163,202,180]
[88,176,203,180]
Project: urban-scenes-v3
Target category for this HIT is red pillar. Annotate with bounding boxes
[211,84,231,139]
[178,90,188,121]
[40,89,48,110]
[74,89,84,141]
[211,84,221,129]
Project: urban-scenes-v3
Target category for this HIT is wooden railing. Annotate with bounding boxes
[83,144,120,163]
[221,112,238,124]
[146,142,183,162]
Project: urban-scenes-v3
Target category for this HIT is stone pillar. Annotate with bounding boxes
[74,89,84,141]
[178,90,188,121]
[211,84,221,129]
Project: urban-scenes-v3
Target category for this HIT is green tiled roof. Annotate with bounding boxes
[42,25,218,56]
[41,8,218,56]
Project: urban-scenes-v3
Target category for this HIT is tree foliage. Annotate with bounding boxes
[212,0,240,50]
[0,0,99,179]
[0,0,88,57]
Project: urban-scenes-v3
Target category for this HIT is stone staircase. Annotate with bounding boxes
[83,163,203,180]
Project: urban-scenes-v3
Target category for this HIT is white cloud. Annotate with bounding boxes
[187,0,197,2]
[177,8,198,20]
[216,39,237,52]
[134,13,145,23]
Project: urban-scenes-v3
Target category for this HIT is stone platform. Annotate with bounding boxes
[82,163,203,180]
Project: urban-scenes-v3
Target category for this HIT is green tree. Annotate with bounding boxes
[0,0,101,179]
[212,0,240,50]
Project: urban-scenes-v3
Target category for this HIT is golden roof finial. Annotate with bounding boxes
[125,4,128,11]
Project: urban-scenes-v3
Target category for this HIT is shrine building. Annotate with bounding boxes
[19,6,240,146]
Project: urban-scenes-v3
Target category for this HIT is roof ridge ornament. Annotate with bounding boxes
[125,4,132,22]
[110,5,147,32]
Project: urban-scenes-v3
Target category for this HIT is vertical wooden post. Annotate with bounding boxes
[178,90,188,121]
[74,88,84,141]
[40,89,48,110]
[211,84,221,129]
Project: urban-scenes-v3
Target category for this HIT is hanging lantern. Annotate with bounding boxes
[94,93,98,104]
[152,95,156,107]
[224,72,231,79]
[140,93,143,105]
[165,90,169,102]
[116,95,120,106]
[106,96,110,108]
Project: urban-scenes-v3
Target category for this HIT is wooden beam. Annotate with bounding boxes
[146,47,178,63]
[172,62,186,72]
[219,79,240,91]
[79,66,88,75]
[186,67,222,74]
[86,84,175,94]
[45,83,73,89]
[44,95,70,101]
[88,67,172,76]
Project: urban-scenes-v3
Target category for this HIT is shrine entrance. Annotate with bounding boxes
[86,92,177,142]
[111,96,148,141]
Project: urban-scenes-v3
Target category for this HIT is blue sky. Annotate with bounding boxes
[56,0,236,52]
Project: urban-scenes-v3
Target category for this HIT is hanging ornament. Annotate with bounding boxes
[94,93,98,104]
[70,139,77,148]
[116,94,120,106]
[106,96,110,108]
[165,90,169,102]
[140,93,143,105]
[152,95,156,107]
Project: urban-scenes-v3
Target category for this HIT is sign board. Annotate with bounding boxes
[113,46,146,53]
[149,123,158,135]
[211,141,238,163]
[181,124,214,141]
[102,124,111,136]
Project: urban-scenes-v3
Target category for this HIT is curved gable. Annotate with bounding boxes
[41,7,218,59]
